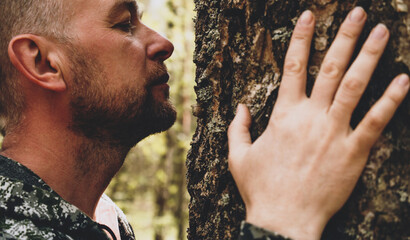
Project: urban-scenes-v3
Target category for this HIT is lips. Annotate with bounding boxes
[151,73,170,87]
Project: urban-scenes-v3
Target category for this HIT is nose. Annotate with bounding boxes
[145,26,174,62]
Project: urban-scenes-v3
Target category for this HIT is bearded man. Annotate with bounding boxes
[0,0,408,240]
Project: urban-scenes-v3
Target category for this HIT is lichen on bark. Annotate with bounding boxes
[188,0,409,239]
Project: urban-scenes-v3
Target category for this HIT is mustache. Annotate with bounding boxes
[148,63,169,87]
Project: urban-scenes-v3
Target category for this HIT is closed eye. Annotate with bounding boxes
[113,19,136,33]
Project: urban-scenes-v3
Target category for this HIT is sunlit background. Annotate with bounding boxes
[0,0,195,240]
[105,0,195,240]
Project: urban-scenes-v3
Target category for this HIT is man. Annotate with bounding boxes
[0,0,408,240]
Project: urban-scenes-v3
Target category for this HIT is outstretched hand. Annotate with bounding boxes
[228,7,409,240]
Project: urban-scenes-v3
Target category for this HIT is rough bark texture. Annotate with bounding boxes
[187,0,409,239]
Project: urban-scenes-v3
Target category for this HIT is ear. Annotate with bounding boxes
[8,34,67,92]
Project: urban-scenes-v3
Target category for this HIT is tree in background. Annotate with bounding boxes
[162,1,195,239]
[188,0,409,239]
[107,0,195,240]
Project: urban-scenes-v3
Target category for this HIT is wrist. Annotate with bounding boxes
[245,206,327,240]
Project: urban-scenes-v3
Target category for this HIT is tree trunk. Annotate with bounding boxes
[187,0,409,239]
[153,132,175,240]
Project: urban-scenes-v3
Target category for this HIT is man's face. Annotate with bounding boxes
[64,0,176,147]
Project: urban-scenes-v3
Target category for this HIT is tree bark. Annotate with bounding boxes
[187,0,409,239]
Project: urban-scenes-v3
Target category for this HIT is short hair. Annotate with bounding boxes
[0,0,70,134]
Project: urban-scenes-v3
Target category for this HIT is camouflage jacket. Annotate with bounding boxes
[0,155,134,240]
[0,155,290,240]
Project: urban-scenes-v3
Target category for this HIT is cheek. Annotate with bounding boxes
[115,41,148,84]
[95,36,146,72]
[122,40,147,68]
[74,29,149,86]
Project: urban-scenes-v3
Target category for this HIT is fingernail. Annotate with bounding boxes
[349,7,365,22]
[299,10,313,25]
[371,24,388,39]
[396,74,409,87]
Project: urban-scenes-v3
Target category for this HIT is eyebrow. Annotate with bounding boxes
[106,0,140,21]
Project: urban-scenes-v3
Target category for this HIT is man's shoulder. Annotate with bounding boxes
[0,176,68,239]
[0,218,75,240]
[0,156,133,239]
[0,156,88,227]
[0,175,76,239]
[0,176,110,240]
[0,155,51,191]
[0,175,81,219]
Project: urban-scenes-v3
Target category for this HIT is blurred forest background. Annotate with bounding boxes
[104,0,195,240]
[0,0,195,240]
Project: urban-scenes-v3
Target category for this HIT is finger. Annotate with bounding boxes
[329,24,389,123]
[228,104,252,162]
[311,7,367,107]
[351,74,409,151]
[277,10,315,106]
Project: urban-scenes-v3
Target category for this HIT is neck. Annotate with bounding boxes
[0,124,129,218]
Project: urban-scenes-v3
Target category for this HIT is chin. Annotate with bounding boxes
[144,100,177,134]
[122,100,177,147]
[70,98,177,148]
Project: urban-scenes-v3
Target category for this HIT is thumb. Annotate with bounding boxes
[228,104,252,159]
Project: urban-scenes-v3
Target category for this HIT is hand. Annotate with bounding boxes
[228,7,409,240]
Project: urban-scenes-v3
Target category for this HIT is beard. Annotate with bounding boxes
[66,46,176,148]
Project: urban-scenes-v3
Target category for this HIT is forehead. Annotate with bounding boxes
[69,0,138,18]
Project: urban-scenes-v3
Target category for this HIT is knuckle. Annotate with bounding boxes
[284,58,304,75]
[339,28,358,40]
[365,112,384,132]
[329,97,352,119]
[362,44,381,56]
[333,96,347,108]
[292,32,309,41]
[330,99,350,118]
[386,92,403,106]
[342,76,365,94]
[320,58,343,79]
